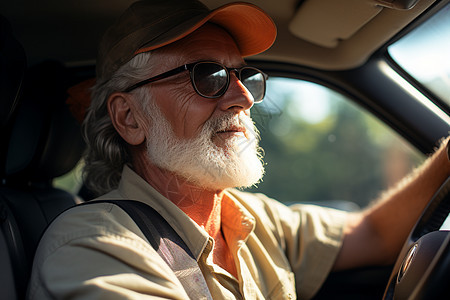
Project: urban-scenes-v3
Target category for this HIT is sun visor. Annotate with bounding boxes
[289,0,419,48]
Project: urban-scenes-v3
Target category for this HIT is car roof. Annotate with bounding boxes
[0,0,439,70]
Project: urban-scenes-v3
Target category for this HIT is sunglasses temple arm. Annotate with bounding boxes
[123,65,189,93]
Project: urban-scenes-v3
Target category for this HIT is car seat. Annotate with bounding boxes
[0,20,85,298]
[0,14,27,300]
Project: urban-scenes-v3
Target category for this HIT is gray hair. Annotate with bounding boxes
[82,52,153,197]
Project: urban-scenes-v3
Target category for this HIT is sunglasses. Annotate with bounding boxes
[123,61,267,103]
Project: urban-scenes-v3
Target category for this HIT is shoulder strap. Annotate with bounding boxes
[84,200,212,300]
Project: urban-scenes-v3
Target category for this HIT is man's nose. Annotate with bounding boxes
[217,73,254,113]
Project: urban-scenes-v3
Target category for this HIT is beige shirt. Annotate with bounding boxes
[28,166,347,300]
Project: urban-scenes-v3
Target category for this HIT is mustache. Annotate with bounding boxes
[207,113,257,138]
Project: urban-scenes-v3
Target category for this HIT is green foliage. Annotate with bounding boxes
[245,78,424,208]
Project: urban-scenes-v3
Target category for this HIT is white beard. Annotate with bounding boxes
[144,100,265,191]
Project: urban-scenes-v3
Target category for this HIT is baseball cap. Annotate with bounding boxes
[96,0,277,82]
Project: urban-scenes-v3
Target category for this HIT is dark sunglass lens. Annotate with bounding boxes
[193,63,228,97]
[240,68,265,102]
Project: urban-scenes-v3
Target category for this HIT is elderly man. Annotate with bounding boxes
[28,0,449,299]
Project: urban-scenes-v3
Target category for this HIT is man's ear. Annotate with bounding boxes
[107,92,146,146]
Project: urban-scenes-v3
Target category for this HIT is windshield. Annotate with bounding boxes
[388,4,450,108]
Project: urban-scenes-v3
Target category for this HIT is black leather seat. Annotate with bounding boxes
[0,21,85,298]
[0,15,28,299]
[0,15,26,153]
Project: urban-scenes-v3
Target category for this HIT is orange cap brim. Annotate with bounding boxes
[134,2,277,58]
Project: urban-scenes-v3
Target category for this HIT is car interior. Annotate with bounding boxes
[1,0,449,299]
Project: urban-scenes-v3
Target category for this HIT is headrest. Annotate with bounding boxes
[0,15,27,174]
[0,15,26,130]
[4,61,85,184]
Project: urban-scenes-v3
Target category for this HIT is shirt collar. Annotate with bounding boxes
[221,191,256,252]
[111,165,256,260]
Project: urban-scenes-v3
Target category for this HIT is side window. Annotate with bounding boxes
[246,77,424,209]
[54,161,83,194]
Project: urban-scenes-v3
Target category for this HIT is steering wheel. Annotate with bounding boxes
[382,177,450,300]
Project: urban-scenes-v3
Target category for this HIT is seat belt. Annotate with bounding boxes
[83,200,212,300]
